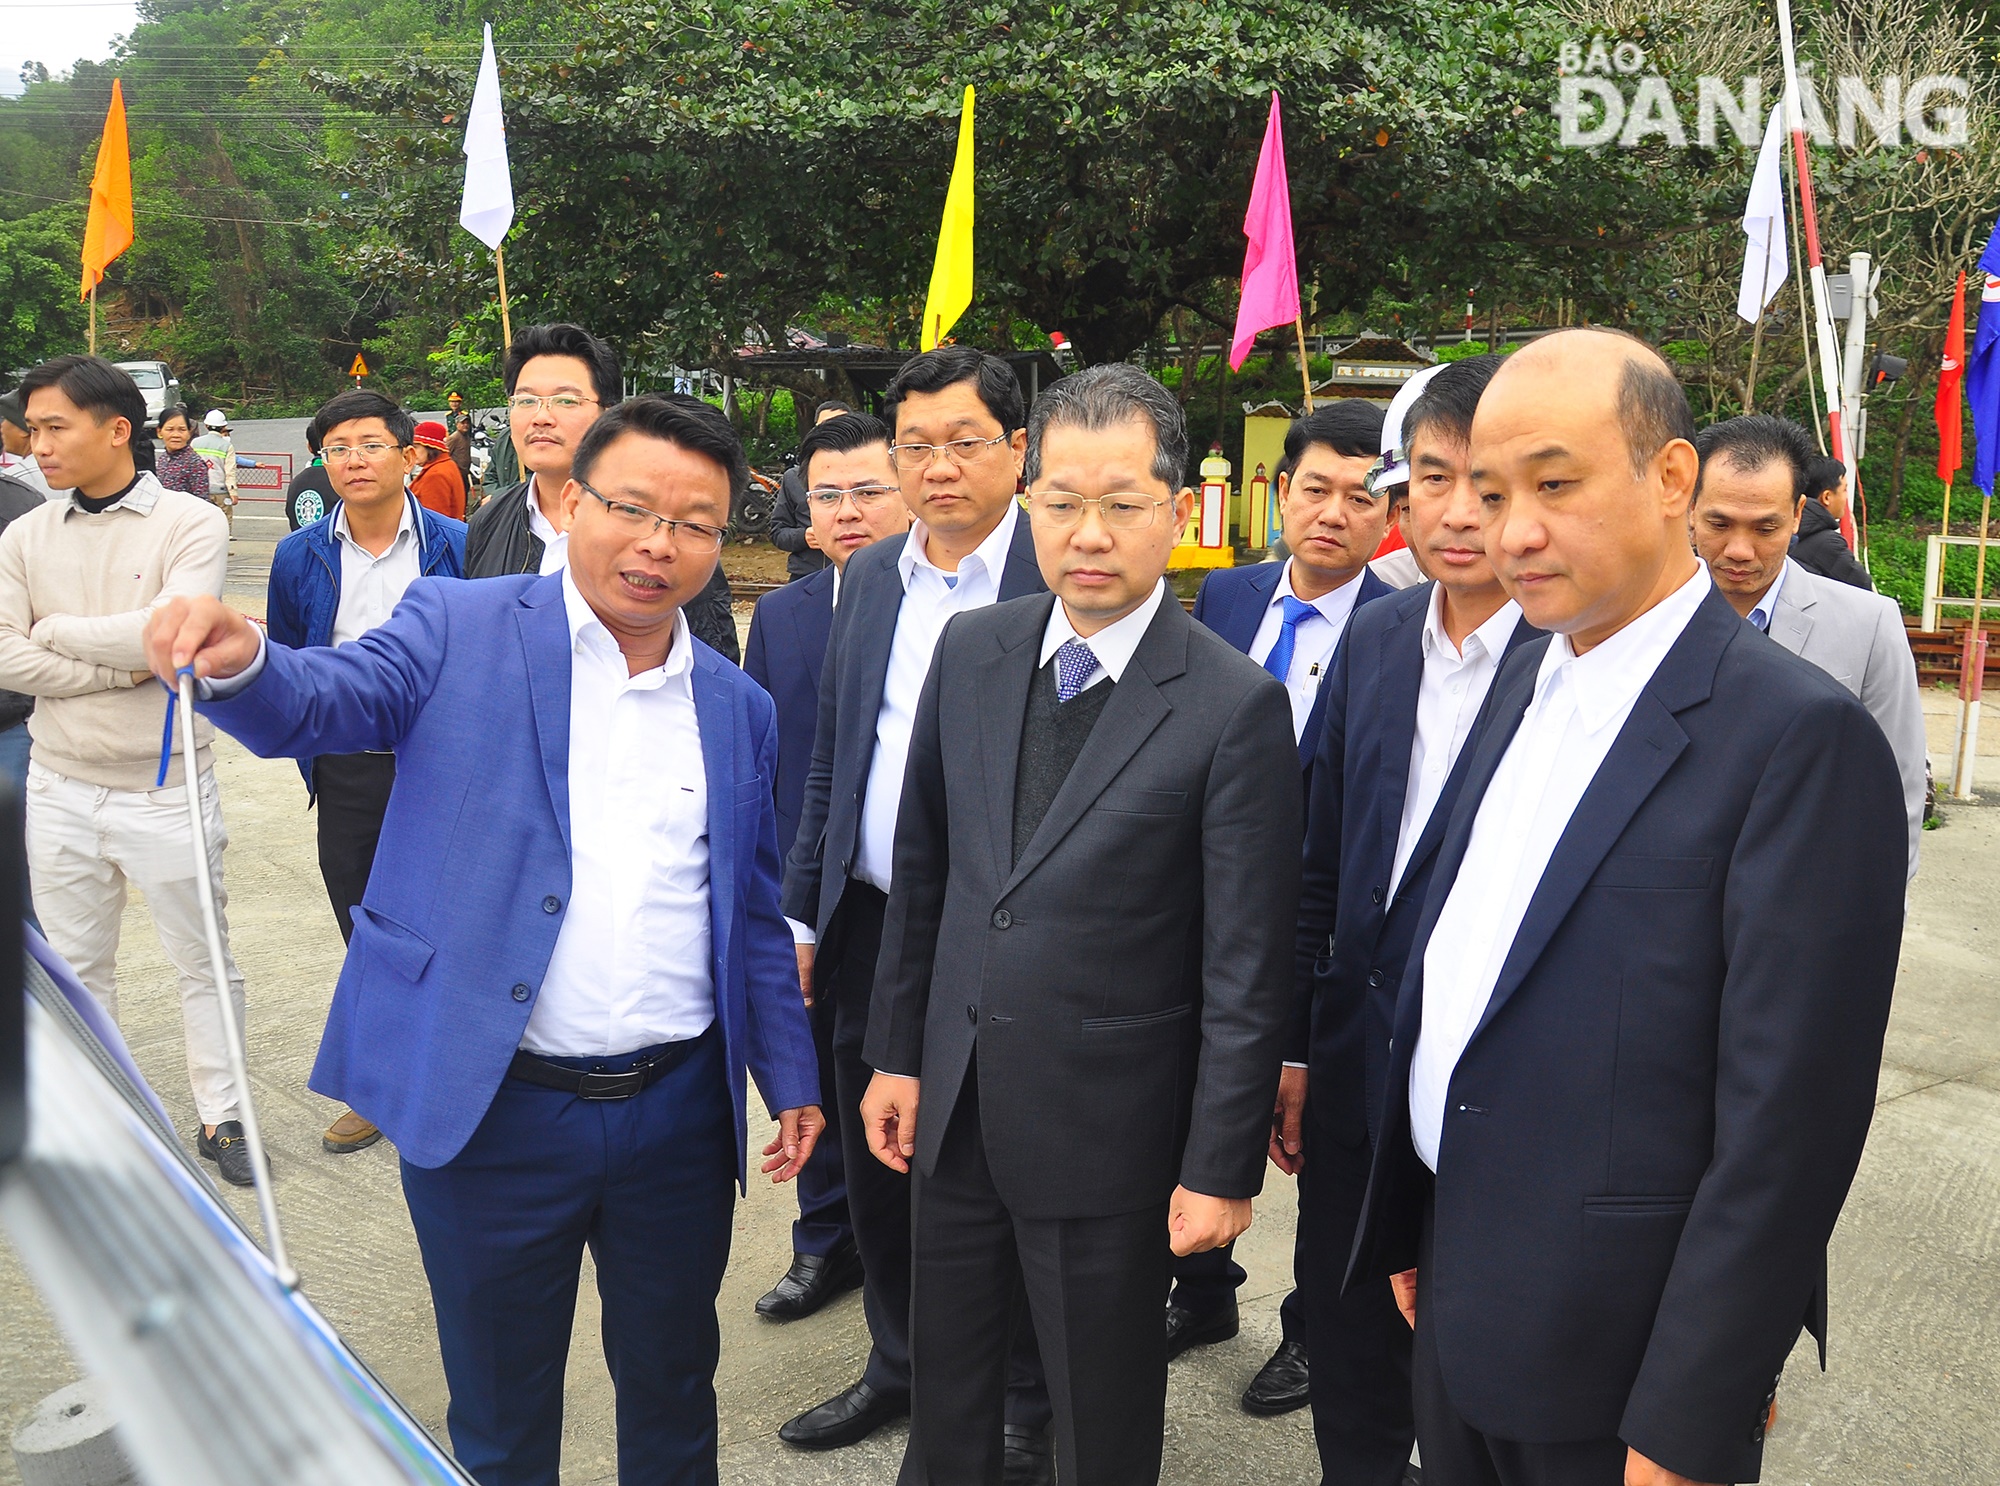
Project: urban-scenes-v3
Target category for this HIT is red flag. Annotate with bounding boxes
[1938,270,1967,484]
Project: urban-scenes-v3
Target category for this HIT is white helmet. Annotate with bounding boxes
[1366,364,1450,494]
[203,408,230,430]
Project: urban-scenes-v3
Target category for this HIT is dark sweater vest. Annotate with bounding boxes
[1012,658,1114,867]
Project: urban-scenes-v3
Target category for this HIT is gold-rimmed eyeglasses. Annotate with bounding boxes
[579,481,728,553]
[1022,490,1174,530]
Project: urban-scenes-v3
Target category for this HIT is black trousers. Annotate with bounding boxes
[1413,1199,1627,1486]
[1298,1104,1413,1486]
[314,752,397,943]
[824,883,1047,1425]
[1168,1223,1307,1344]
[906,1065,1167,1486]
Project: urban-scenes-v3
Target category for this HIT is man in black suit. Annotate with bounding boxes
[779,346,1053,1478]
[1350,330,1907,1486]
[744,411,909,1321]
[767,400,854,581]
[1292,353,1536,1485]
[860,363,1302,1485]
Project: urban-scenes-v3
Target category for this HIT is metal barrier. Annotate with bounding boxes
[234,453,294,502]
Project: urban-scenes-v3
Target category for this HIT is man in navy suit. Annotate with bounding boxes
[1351,331,1906,1486]
[145,395,824,1486]
[1293,353,1535,1485]
[1174,398,1393,1411]
[778,346,1053,1480]
[743,410,909,1322]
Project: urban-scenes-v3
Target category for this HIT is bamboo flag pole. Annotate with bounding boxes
[1293,317,1315,413]
[1953,490,1993,800]
[495,245,513,350]
[88,284,97,357]
[1943,479,1954,534]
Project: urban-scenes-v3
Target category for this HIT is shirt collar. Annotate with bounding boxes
[1747,558,1791,631]
[332,494,416,552]
[560,566,694,689]
[1276,558,1365,627]
[1535,564,1711,735]
[1419,583,1523,664]
[898,499,1020,591]
[1037,579,1167,682]
[66,470,158,517]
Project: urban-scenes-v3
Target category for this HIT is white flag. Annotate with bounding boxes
[1736,102,1788,323]
[459,24,514,251]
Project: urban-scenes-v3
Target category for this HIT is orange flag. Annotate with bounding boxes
[80,79,134,300]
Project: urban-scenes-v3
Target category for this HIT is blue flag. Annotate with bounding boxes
[1964,218,2000,493]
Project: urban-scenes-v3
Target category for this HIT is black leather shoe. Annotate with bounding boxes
[777,1380,908,1450]
[1165,1297,1240,1361]
[1002,1422,1053,1486]
[756,1239,863,1321]
[196,1122,259,1188]
[1240,1337,1310,1415]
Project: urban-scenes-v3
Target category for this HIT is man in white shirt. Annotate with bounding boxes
[1689,413,1927,878]
[264,389,467,1156]
[778,346,1054,1474]
[0,395,55,498]
[1287,352,1528,1485]
[1349,330,1908,1486]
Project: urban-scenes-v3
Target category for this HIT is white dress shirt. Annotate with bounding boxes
[526,475,568,574]
[521,572,714,1055]
[1409,565,1711,1170]
[1386,590,1523,899]
[330,498,424,645]
[1248,560,1366,742]
[1036,580,1166,692]
[852,502,1021,892]
[1745,559,1788,632]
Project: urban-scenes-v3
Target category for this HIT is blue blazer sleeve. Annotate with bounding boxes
[739,693,820,1116]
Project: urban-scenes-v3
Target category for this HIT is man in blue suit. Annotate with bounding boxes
[1293,354,1535,1485]
[778,346,1053,1481]
[1350,332,1905,1486]
[743,410,908,1322]
[1174,398,1394,1411]
[145,394,824,1486]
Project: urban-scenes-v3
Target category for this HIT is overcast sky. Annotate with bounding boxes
[0,1,139,96]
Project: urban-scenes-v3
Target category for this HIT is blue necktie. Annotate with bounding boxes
[1055,639,1100,702]
[1263,596,1315,682]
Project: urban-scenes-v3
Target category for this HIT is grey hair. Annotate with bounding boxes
[1024,363,1189,489]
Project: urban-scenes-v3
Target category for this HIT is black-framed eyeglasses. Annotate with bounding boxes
[888,434,1011,472]
[1022,490,1174,530]
[579,481,728,553]
[807,484,900,509]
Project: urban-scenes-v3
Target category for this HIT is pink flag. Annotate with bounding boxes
[1229,92,1301,371]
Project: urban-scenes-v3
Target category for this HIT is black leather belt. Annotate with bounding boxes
[508,1031,707,1101]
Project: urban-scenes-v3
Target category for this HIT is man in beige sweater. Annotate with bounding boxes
[0,355,255,1187]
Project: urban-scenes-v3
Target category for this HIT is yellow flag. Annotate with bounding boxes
[921,86,975,351]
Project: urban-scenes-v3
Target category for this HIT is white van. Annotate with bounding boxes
[113,360,180,429]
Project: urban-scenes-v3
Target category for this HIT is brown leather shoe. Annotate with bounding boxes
[322,1109,383,1154]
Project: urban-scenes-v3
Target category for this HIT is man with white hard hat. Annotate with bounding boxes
[190,408,257,532]
[1364,366,1442,588]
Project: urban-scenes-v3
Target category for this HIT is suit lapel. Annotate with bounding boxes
[799,569,835,693]
[516,580,574,855]
[999,509,1049,600]
[1771,583,1815,656]
[977,596,1056,885]
[849,538,909,734]
[1372,593,1429,874]
[1226,563,1282,653]
[692,654,736,968]
[1002,600,1185,895]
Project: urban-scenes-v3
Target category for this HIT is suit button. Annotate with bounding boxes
[992,909,1012,929]
[511,983,530,1002]
[1367,969,1385,987]
[542,895,561,914]
[1371,885,1383,905]
[967,1004,978,1024]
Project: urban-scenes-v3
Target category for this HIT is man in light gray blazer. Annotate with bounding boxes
[858,364,1303,1486]
[1692,415,1927,876]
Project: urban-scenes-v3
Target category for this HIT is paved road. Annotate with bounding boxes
[2,544,1998,1481]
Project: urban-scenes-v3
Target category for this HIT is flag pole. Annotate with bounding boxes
[495,245,513,350]
[1954,490,1993,799]
[1293,317,1315,413]
[1943,479,1954,534]
[88,284,97,357]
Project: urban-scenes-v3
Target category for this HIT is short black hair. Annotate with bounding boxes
[17,355,147,435]
[1691,415,1819,503]
[1404,355,1505,454]
[1024,363,1188,488]
[1284,399,1384,471]
[798,411,892,483]
[1803,454,1846,503]
[504,323,622,408]
[310,390,414,450]
[815,399,854,418]
[156,404,193,433]
[572,393,747,503]
[884,345,1024,435]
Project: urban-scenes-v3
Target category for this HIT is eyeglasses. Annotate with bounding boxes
[807,484,900,509]
[322,442,404,462]
[507,394,598,416]
[1023,491,1174,530]
[888,434,1011,472]
[579,482,727,553]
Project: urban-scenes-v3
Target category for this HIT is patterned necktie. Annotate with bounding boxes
[1263,595,1316,682]
[1055,638,1100,702]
